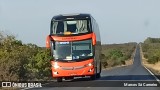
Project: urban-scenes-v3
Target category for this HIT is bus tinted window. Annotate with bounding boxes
[52,39,93,61]
[52,20,91,35]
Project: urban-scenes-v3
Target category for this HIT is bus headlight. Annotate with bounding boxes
[86,62,94,67]
[53,71,59,75]
[54,64,60,69]
[88,63,92,66]
[53,62,60,69]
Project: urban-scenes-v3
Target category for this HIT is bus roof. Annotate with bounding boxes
[51,13,91,21]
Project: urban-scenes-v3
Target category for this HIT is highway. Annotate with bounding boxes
[27,45,160,90]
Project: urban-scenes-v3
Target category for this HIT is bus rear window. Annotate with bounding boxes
[52,20,91,35]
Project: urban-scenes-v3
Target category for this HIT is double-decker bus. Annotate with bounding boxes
[46,13,101,82]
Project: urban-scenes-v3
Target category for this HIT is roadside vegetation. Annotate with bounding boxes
[141,37,160,75]
[0,32,52,81]
[141,37,160,64]
[101,43,137,68]
[0,31,137,81]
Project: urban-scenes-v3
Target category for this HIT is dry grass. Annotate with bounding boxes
[103,59,133,70]
[125,59,133,66]
[103,49,134,70]
[140,44,160,75]
[143,62,160,75]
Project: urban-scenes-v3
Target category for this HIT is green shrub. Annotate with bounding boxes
[0,32,52,81]
[148,56,159,64]
[101,43,136,68]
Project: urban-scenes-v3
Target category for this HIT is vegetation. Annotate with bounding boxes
[141,37,160,64]
[0,31,137,81]
[0,32,52,81]
[101,43,137,68]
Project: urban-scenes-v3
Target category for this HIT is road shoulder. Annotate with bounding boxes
[139,44,160,83]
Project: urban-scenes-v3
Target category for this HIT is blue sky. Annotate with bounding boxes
[1,0,160,46]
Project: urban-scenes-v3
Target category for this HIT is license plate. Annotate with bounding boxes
[69,72,77,76]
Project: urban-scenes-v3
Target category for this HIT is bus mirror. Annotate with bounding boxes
[92,33,96,45]
[46,35,51,48]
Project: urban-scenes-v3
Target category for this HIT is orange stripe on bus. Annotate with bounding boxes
[51,33,93,41]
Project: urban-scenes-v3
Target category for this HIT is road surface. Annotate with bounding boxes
[27,45,160,90]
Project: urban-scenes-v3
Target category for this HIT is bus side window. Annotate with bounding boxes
[76,20,88,33]
[56,21,64,33]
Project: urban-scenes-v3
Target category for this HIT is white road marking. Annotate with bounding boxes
[140,44,160,84]
[143,65,160,84]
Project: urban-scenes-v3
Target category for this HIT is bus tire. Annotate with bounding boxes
[57,77,62,82]
[90,74,96,80]
[100,62,102,73]
[64,76,74,80]
[96,73,101,78]
[96,62,101,78]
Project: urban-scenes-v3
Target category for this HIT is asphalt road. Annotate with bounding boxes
[27,45,160,90]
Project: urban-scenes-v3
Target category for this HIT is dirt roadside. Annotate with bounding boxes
[102,45,136,70]
[139,44,160,75]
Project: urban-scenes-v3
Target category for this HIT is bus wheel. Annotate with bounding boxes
[96,73,101,78]
[96,63,101,78]
[57,77,62,82]
[64,77,74,80]
[100,62,102,73]
[90,74,96,80]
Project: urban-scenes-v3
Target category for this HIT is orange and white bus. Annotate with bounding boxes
[46,13,101,82]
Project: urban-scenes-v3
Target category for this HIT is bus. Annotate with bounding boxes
[46,13,101,82]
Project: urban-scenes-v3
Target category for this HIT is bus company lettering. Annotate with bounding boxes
[62,37,76,40]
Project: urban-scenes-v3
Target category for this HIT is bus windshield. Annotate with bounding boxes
[51,20,91,35]
[52,39,93,61]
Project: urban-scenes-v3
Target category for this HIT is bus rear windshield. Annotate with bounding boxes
[51,20,91,35]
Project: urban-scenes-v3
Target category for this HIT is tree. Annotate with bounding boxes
[0,31,52,81]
